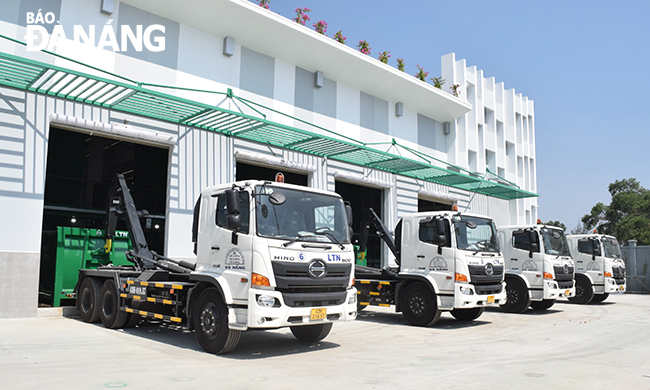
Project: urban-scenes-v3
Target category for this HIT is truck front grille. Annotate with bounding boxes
[612,266,626,285]
[271,261,351,307]
[468,264,503,295]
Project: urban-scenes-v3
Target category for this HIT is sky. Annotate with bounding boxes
[255,0,650,231]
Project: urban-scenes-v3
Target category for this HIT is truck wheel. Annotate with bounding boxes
[290,323,332,342]
[591,293,609,303]
[99,279,128,329]
[194,288,241,354]
[530,299,555,311]
[401,283,441,327]
[568,277,594,304]
[123,313,141,328]
[450,307,485,321]
[78,277,101,323]
[500,279,530,314]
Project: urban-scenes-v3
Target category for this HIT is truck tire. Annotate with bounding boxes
[591,293,609,303]
[530,299,555,311]
[500,279,530,314]
[78,277,101,323]
[123,313,141,328]
[450,307,484,321]
[99,279,128,329]
[194,288,241,354]
[290,323,332,342]
[568,277,594,304]
[401,283,441,327]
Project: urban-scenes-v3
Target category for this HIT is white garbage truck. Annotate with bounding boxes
[498,223,575,313]
[355,208,507,326]
[566,233,626,303]
[76,174,358,354]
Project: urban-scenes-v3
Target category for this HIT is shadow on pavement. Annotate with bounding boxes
[356,308,492,329]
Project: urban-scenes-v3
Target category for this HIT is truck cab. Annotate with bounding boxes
[498,224,575,313]
[566,234,626,303]
[356,209,506,326]
[193,180,358,334]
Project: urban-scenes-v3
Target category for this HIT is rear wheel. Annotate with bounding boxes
[290,323,332,342]
[99,279,128,329]
[401,283,441,327]
[568,277,594,304]
[591,293,609,303]
[78,277,101,323]
[530,299,555,311]
[194,288,241,354]
[500,279,530,314]
[450,307,485,321]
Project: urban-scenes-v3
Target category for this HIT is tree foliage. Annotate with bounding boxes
[542,220,567,231]
[581,178,650,245]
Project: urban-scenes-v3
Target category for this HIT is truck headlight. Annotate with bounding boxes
[546,281,557,289]
[460,286,474,295]
[256,294,278,307]
[348,293,357,304]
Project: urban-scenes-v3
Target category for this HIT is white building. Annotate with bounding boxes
[0,0,537,318]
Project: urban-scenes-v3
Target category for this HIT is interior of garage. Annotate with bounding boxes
[39,127,169,306]
[235,161,308,186]
[418,197,453,212]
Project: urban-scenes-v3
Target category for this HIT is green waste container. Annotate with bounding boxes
[53,226,133,307]
[354,245,367,266]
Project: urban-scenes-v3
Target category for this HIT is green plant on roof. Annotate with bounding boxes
[293,7,312,25]
[396,58,405,71]
[431,76,445,89]
[357,40,371,55]
[313,20,327,35]
[333,30,346,44]
[415,64,428,81]
[258,0,270,10]
[378,51,391,64]
[451,83,461,97]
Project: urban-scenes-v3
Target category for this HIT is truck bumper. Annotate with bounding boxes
[453,282,507,309]
[242,287,358,330]
[602,278,626,294]
[534,280,575,300]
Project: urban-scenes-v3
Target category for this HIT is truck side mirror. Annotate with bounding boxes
[345,203,353,227]
[528,230,538,257]
[227,214,242,231]
[591,239,601,259]
[225,189,240,215]
[435,218,447,254]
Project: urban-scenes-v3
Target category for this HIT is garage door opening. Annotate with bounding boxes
[39,127,169,307]
[418,198,453,212]
[335,181,383,268]
[236,161,308,186]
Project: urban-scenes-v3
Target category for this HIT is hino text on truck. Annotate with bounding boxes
[354,208,506,326]
[498,222,576,313]
[76,174,357,354]
[566,233,626,304]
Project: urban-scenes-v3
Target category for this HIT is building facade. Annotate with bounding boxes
[0,0,537,318]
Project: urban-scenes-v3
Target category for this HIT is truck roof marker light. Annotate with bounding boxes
[275,172,284,183]
[455,273,468,282]
[593,229,597,233]
[543,272,553,279]
[452,205,458,211]
[252,272,271,287]
[537,219,542,224]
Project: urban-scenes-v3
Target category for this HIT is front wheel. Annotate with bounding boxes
[591,293,609,303]
[530,299,555,311]
[401,283,441,327]
[290,323,332,342]
[500,279,530,314]
[193,288,241,354]
[568,277,594,304]
[450,307,485,321]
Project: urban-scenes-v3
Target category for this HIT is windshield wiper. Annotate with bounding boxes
[313,230,345,250]
[282,234,312,248]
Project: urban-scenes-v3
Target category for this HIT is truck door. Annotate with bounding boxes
[415,217,454,294]
[210,191,253,301]
[511,230,544,289]
[576,238,602,284]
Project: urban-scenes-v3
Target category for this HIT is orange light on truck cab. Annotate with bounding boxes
[452,204,458,211]
[252,272,271,287]
[537,219,542,224]
[455,273,468,282]
[275,172,284,183]
[543,272,553,279]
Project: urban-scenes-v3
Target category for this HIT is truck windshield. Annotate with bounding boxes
[254,185,350,244]
[453,216,499,252]
[541,228,570,256]
[602,237,622,259]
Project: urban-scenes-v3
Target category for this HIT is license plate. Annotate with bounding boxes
[487,295,495,304]
[310,308,326,320]
[129,286,147,296]
[565,289,570,296]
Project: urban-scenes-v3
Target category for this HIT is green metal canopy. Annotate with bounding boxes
[0,48,538,200]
